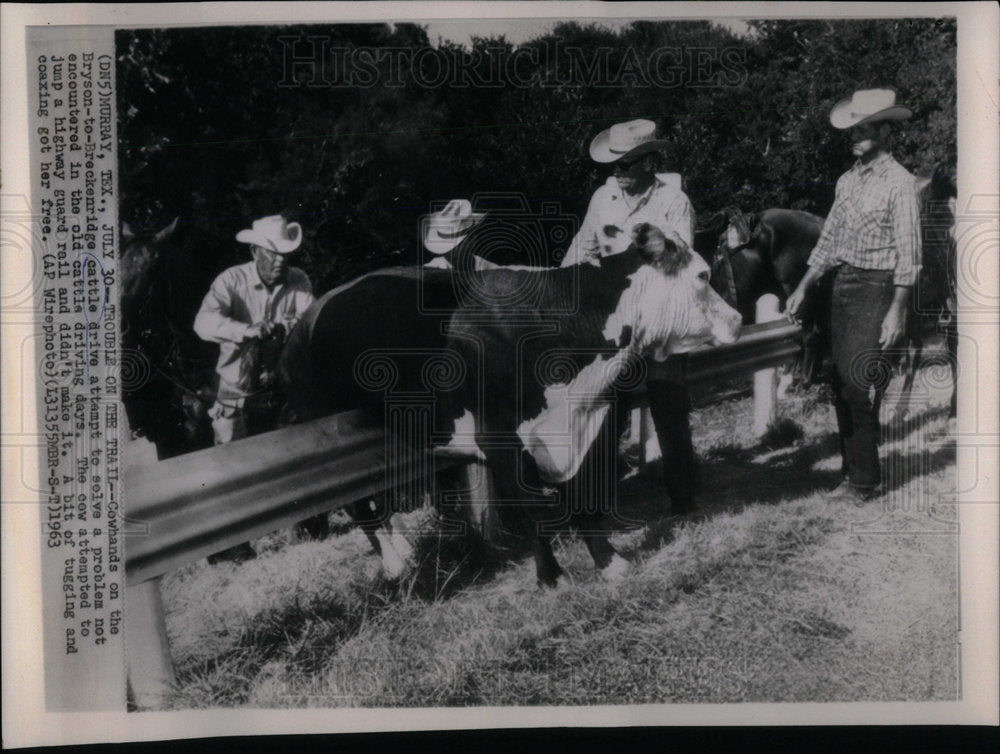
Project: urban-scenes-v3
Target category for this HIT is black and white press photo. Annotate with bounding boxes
[2,2,998,744]
[114,13,965,709]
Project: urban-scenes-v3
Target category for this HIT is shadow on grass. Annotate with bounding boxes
[613,404,955,554]
[170,399,955,706]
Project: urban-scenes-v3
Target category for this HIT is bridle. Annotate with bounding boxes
[710,207,754,309]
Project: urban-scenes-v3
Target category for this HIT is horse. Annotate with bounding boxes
[703,206,829,385]
[710,161,958,413]
[905,161,958,415]
[120,218,217,460]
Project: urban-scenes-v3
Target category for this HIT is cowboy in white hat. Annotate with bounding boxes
[562,119,700,514]
[195,215,314,440]
[786,88,922,503]
[422,199,499,271]
[561,118,695,267]
[194,215,315,561]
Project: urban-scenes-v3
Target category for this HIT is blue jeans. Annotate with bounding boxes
[829,265,895,491]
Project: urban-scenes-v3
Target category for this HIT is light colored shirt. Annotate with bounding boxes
[807,152,922,286]
[561,172,696,267]
[194,261,314,400]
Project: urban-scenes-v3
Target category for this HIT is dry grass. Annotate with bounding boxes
[158,366,958,708]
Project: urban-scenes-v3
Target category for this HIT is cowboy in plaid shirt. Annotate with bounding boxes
[787,89,922,503]
[806,153,922,287]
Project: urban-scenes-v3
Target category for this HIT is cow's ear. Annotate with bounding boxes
[631,222,676,261]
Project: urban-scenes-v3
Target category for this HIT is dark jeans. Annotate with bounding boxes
[829,265,895,491]
[646,377,696,513]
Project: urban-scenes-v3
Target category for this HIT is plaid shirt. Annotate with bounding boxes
[808,152,922,286]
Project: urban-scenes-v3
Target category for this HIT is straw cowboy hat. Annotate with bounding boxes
[829,88,913,130]
[423,199,487,255]
[236,215,303,254]
[589,119,670,163]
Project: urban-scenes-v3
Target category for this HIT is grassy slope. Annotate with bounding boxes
[160,368,958,707]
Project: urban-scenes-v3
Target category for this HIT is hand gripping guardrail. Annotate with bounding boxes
[124,317,802,708]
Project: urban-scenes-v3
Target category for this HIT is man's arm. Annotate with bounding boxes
[890,176,922,287]
[561,191,603,267]
[193,272,254,344]
[878,284,910,349]
[787,177,847,320]
[879,176,922,349]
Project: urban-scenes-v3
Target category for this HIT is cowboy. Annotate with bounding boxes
[561,118,695,266]
[562,119,700,514]
[195,215,315,445]
[422,199,499,271]
[786,89,922,503]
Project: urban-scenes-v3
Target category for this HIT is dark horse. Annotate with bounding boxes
[705,161,958,413]
[120,218,217,459]
[906,162,958,415]
[699,206,829,384]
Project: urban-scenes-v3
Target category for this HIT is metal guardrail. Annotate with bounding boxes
[125,319,802,585]
[125,409,473,585]
[123,317,802,708]
[683,319,802,383]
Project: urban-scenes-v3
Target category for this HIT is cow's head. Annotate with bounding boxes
[603,223,742,362]
[520,224,741,484]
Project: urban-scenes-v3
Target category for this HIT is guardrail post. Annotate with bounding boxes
[126,577,175,710]
[753,294,782,439]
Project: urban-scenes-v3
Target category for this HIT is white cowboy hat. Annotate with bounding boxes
[829,88,913,130]
[423,199,487,255]
[236,215,303,254]
[589,118,670,164]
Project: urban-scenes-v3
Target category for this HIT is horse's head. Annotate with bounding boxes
[120,217,219,459]
[722,206,754,250]
[120,217,177,304]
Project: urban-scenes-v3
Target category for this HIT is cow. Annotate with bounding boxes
[279,223,742,586]
[445,224,741,586]
[278,263,465,574]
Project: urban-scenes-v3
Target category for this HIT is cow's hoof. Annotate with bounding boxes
[381,557,413,581]
[375,528,416,581]
[390,530,415,564]
[380,548,415,581]
[536,570,568,590]
[600,553,631,582]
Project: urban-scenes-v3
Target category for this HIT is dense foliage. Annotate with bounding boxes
[118,18,956,289]
[116,18,955,451]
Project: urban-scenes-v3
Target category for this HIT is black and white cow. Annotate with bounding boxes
[443,223,741,586]
[278,264,464,576]
[279,223,741,585]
